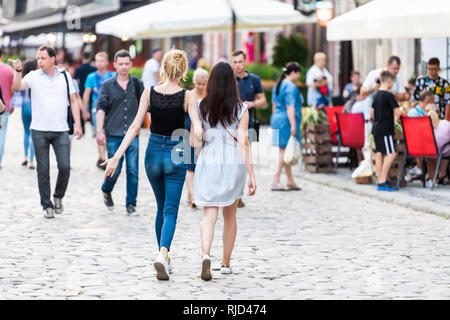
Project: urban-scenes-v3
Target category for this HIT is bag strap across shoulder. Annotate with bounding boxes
[61,71,71,108]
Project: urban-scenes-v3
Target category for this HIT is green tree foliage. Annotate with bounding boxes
[272,33,308,67]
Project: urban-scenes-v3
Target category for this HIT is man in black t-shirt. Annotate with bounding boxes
[371,70,401,192]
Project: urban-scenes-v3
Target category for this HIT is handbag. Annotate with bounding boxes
[61,71,74,135]
[283,136,301,165]
[252,109,260,142]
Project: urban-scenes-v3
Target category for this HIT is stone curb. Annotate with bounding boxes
[294,170,449,219]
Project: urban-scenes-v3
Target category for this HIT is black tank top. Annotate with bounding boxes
[148,86,186,136]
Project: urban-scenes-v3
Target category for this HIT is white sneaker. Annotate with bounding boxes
[201,255,212,281]
[220,265,232,274]
[154,253,170,281]
[409,166,423,176]
[425,179,434,188]
[404,172,412,182]
[43,208,55,219]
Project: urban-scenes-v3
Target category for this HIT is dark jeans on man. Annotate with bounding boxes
[31,130,71,210]
[101,136,139,207]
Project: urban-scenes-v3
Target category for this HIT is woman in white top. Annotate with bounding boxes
[194,62,257,281]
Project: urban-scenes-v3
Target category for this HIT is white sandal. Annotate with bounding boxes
[271,182,287,191]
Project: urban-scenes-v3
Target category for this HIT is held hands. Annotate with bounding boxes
[82,110,91,121]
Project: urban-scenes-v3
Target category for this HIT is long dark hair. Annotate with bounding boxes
[23,59,37,77]
[275,62,301,95]
[200,62,242,128]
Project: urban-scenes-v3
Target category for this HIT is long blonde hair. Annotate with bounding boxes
[160,49,188,82]
[425,103,440,128]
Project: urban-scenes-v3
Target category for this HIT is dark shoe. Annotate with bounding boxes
[54,197,63,214]
[126,204,139,216]
[103,192,114,210]
[21,160,28,167]
[187,201,198,209]
[237,199,245,208]
[96,159,106,171]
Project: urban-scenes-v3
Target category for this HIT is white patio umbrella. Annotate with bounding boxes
[327,0,450,41]
[96,0,315,42]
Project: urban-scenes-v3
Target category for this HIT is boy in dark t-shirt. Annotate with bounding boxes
[371,70,401,191]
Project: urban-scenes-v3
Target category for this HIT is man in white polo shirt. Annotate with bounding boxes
[361,56,408,102]
[10,45,83,219]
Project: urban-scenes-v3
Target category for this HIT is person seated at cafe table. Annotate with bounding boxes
[404,91,435,181]
[425,103,450,186]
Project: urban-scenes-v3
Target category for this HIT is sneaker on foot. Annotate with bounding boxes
[425,179,434,188]
[96,159,106,171]
[43,207,55,219]
[377,182,398,191]
[409,166,422,176]
[103,192,114,210]
[154,252,170,281]
[201,255,212,281]
[220,264,232,274]
[54,197,63,215]
[126,204,139,216]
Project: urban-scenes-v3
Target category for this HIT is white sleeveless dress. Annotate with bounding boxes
[194,103,248,207]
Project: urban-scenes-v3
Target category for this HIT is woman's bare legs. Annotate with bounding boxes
[222,200,238,266]
[273,147,285,185]
[200,206,219,257]
[186,170,195,206]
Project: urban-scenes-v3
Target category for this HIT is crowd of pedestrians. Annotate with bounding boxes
[3,45,261,282]
[2,41,449,282]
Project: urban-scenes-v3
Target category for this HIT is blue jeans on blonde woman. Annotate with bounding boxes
[144,133,187,251]
[22,102,35,163]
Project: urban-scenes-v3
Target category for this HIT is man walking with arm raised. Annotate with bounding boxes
[10,45,83,219]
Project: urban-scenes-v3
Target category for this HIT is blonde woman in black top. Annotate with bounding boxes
[103,49,203,281]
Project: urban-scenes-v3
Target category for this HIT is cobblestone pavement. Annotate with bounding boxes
[1,114,449,300]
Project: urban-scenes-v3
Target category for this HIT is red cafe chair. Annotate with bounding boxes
[397,116,450,190]
[334,113,365,172]
[325,106,345,144]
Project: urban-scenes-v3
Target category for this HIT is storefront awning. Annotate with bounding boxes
[327,0,450,41]
[2,1,120,35]
[96,0,316,39]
